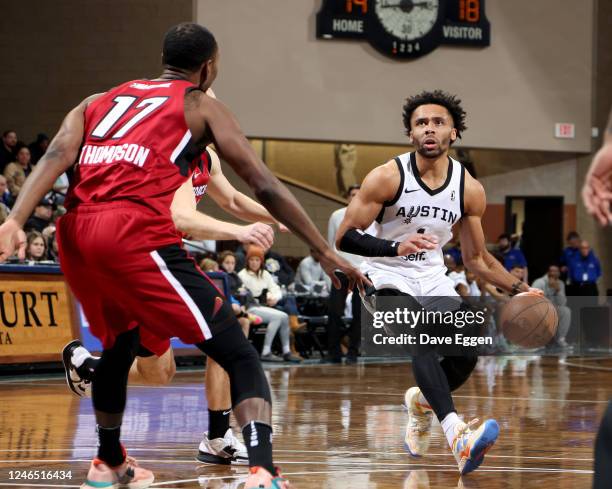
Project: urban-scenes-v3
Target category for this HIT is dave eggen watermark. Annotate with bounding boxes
[371,307,490,347]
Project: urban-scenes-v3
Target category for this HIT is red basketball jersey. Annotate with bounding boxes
[65,79,203,246]
[192,148,212,204]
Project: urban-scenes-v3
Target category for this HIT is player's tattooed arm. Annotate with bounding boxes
[459,173,532,295]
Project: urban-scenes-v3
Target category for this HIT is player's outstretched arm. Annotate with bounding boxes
[206,147,281,227]
[200,96,369,290]
[335,162,438,257]
[171,178,274,249]
[459,173,539,296]
[0,94,100,262]
[582,107,612,226]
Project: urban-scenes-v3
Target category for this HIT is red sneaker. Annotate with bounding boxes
[244,466,293,489]
[81,455,154,489]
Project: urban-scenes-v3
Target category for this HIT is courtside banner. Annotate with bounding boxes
[0,273,78,363]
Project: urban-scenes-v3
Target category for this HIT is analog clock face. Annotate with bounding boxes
[374,0,440,41]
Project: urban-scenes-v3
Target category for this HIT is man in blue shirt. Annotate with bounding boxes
[566,240,601,296]
[560,231,581,280]
[497,234,528,280]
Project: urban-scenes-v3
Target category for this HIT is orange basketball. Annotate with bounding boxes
[499,292,558,348]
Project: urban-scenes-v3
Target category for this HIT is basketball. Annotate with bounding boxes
[500,292,559,348]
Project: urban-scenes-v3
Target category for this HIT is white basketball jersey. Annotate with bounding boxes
[362,151,465,284]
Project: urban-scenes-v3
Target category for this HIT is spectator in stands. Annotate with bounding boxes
[24,197,54,233]
[0,175,10,208]
[264,249,295,287]
[0,175,10,218]
[0,130,17,173]
[47,231,59,262]
[566,240,601,296]
[238,246,301,363]
[4,145,33,202]
[0,199,8,226]
[200,257,219,272]
[218,250,245,297]
[28,133,49,165]
[326,184,363,364]
[444,235,462,266]
[532,265,571,349]
[444,253,469,297]
[497,233,528,280]
[295,250,331,294]
[509,264,527,283]
[560,231,581,281]
[25,231,47,262]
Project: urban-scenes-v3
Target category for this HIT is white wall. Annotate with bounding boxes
[196,0,594,152]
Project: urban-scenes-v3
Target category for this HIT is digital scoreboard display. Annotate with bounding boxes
[316,0,490,59]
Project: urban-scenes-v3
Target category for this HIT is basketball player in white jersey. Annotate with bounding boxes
[336,90,542,475]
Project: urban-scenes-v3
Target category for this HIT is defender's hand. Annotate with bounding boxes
[0,219,27,263]
[397,233,438,255]
[237,222,274,250]
[316,248,371,294]
[582,144,612,226]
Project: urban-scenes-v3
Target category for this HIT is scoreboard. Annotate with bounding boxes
[316,0,491,59]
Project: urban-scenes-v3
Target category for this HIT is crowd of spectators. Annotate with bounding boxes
[0,129,65,265]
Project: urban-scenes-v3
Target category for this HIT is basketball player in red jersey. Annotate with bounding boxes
[335,90,541,475]
[0,23,367,489]
[63,145,283,465]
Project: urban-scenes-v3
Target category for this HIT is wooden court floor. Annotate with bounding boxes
[0,356,610,489]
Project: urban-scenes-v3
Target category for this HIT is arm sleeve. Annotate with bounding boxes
[339,228,399,257]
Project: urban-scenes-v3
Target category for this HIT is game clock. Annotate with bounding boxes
[316,0,490,60]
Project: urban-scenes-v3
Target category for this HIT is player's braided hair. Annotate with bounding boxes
[162,23,217,71]
[402,90,467,139]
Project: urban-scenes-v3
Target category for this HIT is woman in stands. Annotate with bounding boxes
[238,246,301,363]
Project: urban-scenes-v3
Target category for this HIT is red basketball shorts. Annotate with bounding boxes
[57,202,234,353]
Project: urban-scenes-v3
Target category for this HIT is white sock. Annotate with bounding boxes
[261,346,271,356]
[71,346,92,368]
[441,412,461,447]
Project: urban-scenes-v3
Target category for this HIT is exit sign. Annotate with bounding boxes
[555,123,575,139]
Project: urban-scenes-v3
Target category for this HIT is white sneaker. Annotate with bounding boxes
[196,429,248,465]
[62,340,92,398]
[403,387,433,457]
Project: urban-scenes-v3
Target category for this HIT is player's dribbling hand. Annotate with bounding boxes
[0,219,27,263]
[397,233,438,255]
[517,288,544,297]
[237,222,274,250]
[317,248,372,294]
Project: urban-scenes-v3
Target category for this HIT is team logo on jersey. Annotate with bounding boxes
[396,205,458,225]
[451,191,456,201]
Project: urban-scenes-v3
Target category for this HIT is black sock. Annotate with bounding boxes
[97,425,125,467]
[242,421,275,474]
[208,409,230,439]
[77,357,101,381]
